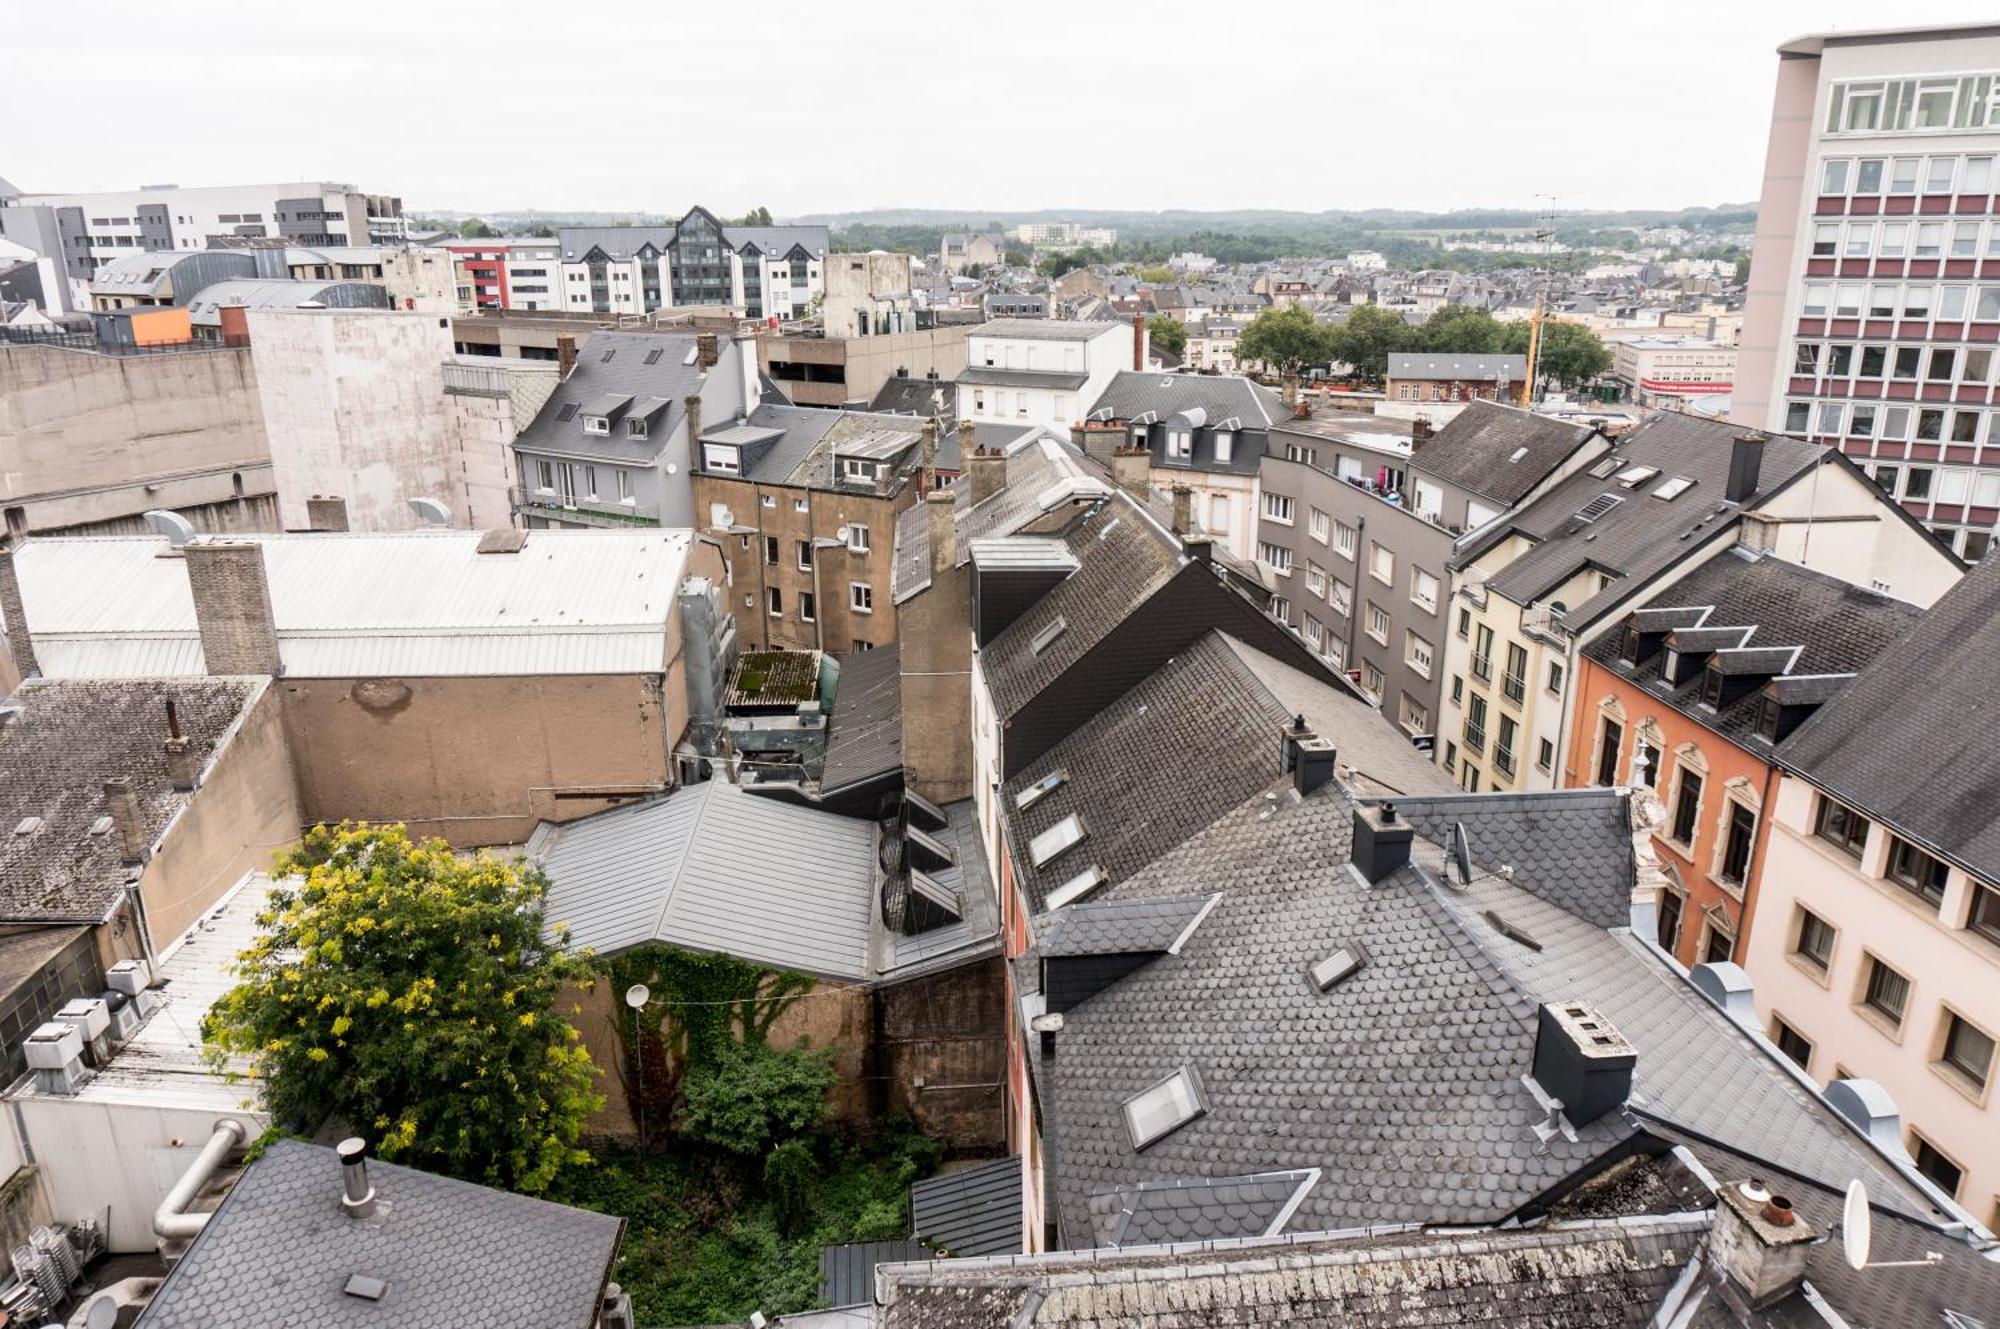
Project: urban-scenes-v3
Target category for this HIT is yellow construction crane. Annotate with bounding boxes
[1521,194,1560,405]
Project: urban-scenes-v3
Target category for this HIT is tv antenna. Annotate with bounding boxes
[1837,1179,1945,1271]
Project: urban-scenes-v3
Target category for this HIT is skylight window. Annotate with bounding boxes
[1122,1065,1208,1151]
[1046,865,1108,909]
[1616,465,1660,488]
[643,347,664,365]
[1308,941,1369,992]
[1030,616,1068,655]
[1588,457,1621,479]
[1573,493,1624,523]
[1015,770,1067,811]
[555,402,579,422]
[1028,813,1086,868]
[683,345,699,365]
[1652,476,1695,501]
[1508,446,1529,463]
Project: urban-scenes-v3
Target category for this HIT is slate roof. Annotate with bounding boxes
[1777,551,2000,879]
[516,331,721,463]
[1101,1168,1320,1247]
[133,1138,622,1329]
[819,643,903,797]
[0,677,262,924]
[819,1240,931,1309]
[531,779,879,979]
[868,374,956,424]
[1389,788,1637,930]
[1407,399,1603,507]
[1583,547,1922,750]
[892,434,1089,602]
[1386,352,1527,383]
[971,319,1123,341]
[1084,371,1284,431]
[878,1213,1710,1328]
[956,365,1090,391]
[1454,413,1827,631]
[911,1157,1025,1256]
[1037,895,1219,959]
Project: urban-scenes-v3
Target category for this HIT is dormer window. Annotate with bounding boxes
[1129,425,1147,447]
[626,418,648,439]
[1167,431,1192,461]
[1620,623,1641,664]
[842,458,878,484]
[1757,694,1781,741]
[1213,430,1234,463]
[1701,665,1724,708]
[702,445,741,475]
[583,414,610,435]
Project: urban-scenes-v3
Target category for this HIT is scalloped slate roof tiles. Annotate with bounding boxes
[1387,787,1637,930]
[1099,1168,1318,1247]
[1037,895,1217,958]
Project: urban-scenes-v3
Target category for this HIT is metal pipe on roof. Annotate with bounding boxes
[154,1118,247,1240]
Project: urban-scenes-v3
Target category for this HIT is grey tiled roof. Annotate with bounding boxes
[735,403,842,484]
[819,643,903,797]
[1387,787,1637,930]
[515,330,721,463]
[891,435,1087,602]
[133,1138,622,1329]
[1406,399,1602,506]
[819,1240,930,1309]
[1038,895,1218,959]
[1456,413,1826,630]
[956,365,1089,391]
[868,375,956,424]
[1582,547,1921,750]
[1099,1168,1319,1247]
[910,1156,1024,1256]
[1037,779,1630,1246]
[971,318,1123,341]
[0,677,260,924]
[1084,371,1284,431]
[1777,552,2000,879]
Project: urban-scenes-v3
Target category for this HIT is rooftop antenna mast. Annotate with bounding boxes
[1521,194,1561,407]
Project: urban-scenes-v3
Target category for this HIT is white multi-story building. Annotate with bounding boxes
[555,207,827,321]
[3,181,405,283]
[1610,335,1738,408]
[956,319,1137,429]
[1736,21,2000,562]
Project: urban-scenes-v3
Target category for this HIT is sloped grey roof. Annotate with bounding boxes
[1101,1168,1319,1247]
[1407,399,1602,507]
[0,677,261,924]
[516,331,722,463]
[1778,551,2000,878]
[868,375,956,423]
[727,224,829,257]
[819,643,903,796]
[911,1157,1024,1256]
[1084,370,1283,431]
[185,277,390,325]
[1386,352,1527,382]
[531,779,878,978]
[557,225,671,261]
[892,434,1088,602]
[820,1240,931,1309]
[1388,787,1637,930]
[880,797,998,980]
[1038,895,1217,958]
[735,403,843,484]
[971,319,1123,341]
[133,1138,622,1329]
[956,365,1089,391]
[1583,548,1921,750]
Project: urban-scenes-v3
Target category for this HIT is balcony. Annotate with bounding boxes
[510,487,660,528]
[442,361,514,398]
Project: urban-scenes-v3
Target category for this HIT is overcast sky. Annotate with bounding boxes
[5,2,1991,218]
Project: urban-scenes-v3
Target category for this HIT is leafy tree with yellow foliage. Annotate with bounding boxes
[206,823,602,1194]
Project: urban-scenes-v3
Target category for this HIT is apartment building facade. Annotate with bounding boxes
[1736,22,2000,562]
[555,207,828,320]
[1611,335,1738,408]
[955,319,1136,429]
[1383,353,1529,408]
[434,237,563,312]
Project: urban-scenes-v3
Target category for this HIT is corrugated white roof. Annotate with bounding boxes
[13,530,693,678]
[534,781,880,981]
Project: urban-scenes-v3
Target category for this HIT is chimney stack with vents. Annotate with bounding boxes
[684,393,704,475]
[926,489,957,579]
[218,305,252,348]
[304,495,349,533]
[695,332,719,371]
[1112,444,1151,499]
[969,447,1006,504]
[957,419,976,476]
[183,540,281,677]
[0,536,40,683]
[920,420,937,495]
[1411,415,1433,445]
[1530,1002,1636,1128]
[555,334,578,380]
[337,1137,377,1219]
[103,778,148,864]
[1351,802,1413,883]
[1281,373,1299,407]
[1171,485,1194,536]
[163,699,198,791]
[1727,433,1766,504]
[1131,312,1145,371]
[1713,1179,1815,1308]
[1282,718,1339,796]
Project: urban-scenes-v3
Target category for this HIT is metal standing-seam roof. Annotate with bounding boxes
[531,779,879,979]
[12,530,695,679]
[819,643,904,798]
[911,1157,1025,1256]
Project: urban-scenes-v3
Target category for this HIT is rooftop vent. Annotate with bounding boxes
[1122,1065,1208,1151]
[343,1275,387,1302]
[1015,769,1067,811]
[13,816,42,836]
[903,789,949,832]
[338,1137,377,1220]
[1530,1002,1635,1128]
[476,528,528,555]
[1572,493,1624,524]
[1307,941,1368,992]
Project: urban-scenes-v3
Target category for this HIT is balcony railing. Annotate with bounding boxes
[510,487,660,526]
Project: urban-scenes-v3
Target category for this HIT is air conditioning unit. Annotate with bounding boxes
[102,988,140,1043]
[24,1022,85,1096]
[107,959,161,1018]
[55,998,111,1067]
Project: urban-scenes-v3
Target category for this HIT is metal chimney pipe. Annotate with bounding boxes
[337,1137,376,1219]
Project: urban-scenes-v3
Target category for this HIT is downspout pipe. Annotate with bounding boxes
[154,1118,247,1239]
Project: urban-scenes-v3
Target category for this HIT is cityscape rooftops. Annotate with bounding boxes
[1385,352,1527,382]
[1405,399,1604,508]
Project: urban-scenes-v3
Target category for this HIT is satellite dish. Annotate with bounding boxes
[716,508,736,529]
[834,525,850,543]
[407,496,452,528]
[623,983,651,1010]
[1843,1179,1871,1271]
[1450,822,1473,885]
[87,1295,119,1329]
[143,508,197,547]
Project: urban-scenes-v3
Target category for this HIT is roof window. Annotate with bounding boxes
[1588,457,1621,479]
[555,402,579,422]
[644,347,664,365]
[1122,1065,1208,1151]
[1030,616,1068,655]
[1616,465,1660,488]
[1508,446,1529,463]
[1028,813,1086,868]
[1046,865,1108,910]
[1652,476,1695,501]
[1307,941,1368,992]
[1015,770,1067,811]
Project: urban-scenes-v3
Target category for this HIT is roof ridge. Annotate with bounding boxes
[648,781,717,942]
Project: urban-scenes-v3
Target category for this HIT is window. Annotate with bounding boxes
[1815,798,1870,858]
[1795,908,1835,970]
[1501,642,1527,705]
[1459,761,1480,791]
[1802,285,1831,317]
[1658,888,1684,953]
[1821,159,1851,194]
[796,540,813,571]
[1450,675,1464,705]
[1703,923,1735,965]
[1671,768,1703,845]
[1596,719,1623,787]
[1028,813,1086,868]
[1406,631,1434,678]
[1121,1066,1206,1151]
[1410,568,1438,613]
[1719,801,1756,886]
[1333,521,1357,558]
[1495,716,1518,777]
[1457,607,1471,640]
[1046,865,1107,910]
[850,582,874,614]
[1262,492,1295,524]
[1471,624,1494,681]
[1361,661,1384,699]
[847,524,870,553]
[1913,1135,1964,1199]
[1464,694,1488,754]
[766,587,782,617]
[1940,1011,1995,1091]
[1811,223,1839,257]
[616,470,634,503]
[799,591,816,622]
[1969,882,2000,945]
[1546,661,1564,695]
[1773,1018,1814,1071]
[1166,430,1191,461]
[1369,543,1393,584]
[1365,602,1389,645]
[1399,693,1430,735]
[1862,956,1910,1025]
[1305,563,1327,597]
[763,535,780,566]
[1888,836,1949,908]
[1308,508,1330,543]
[1258,543,1294,574]
[1536,737,1554,773]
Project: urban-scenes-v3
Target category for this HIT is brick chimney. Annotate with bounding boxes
[920,421,937,494]
[1411,415,1434,445]
[183,540,281,676]
[905,487,973,803]
[218,305,252,348]
[1171,485,1194,536]
[696,332,719,372]
[684,393,704,474]
[969,448,1006,504]
[1131,312,1145,371]
[163,698,199,791]
[0,536,40,683]
[304,495,349,533]
[956,419,976,476]
[1727,433,1766,504]
[555,334,578,380]
[926,488,957,578]
[103,778,149,864]
[1712,1180,1815,1309]
[1111,445,1151,499]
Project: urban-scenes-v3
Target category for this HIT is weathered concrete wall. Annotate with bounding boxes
[139,680,302,950]
[247,308,459,532]
[277,673,675,846]
[0,344,275,534]
[878,956,1008,1151]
